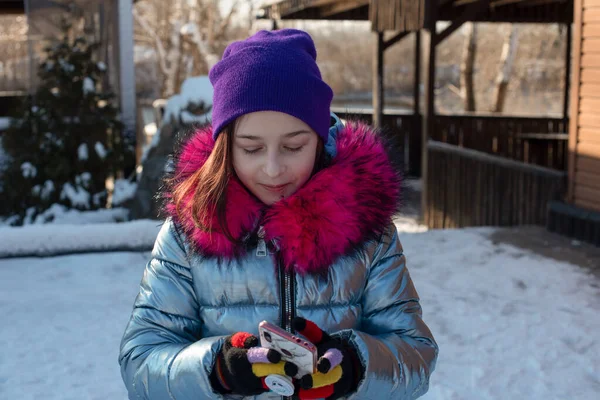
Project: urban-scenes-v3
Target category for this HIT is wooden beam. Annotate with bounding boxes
[414,31,422,116]
[321,0,368,17]
[422,0,438,226]
[413,30,422,176]
[564,23,572,121]
[568,0,583,203]
[373,31,384,129]
[435,0,490,46]
[383,31,410,51]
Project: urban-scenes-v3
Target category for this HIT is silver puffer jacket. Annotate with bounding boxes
[119,120,439,400]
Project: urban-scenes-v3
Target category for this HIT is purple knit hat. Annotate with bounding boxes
[208,29,333,142]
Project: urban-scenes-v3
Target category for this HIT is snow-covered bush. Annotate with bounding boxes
[0,21,130,225]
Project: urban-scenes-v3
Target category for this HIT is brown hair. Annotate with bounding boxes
[171,123,328,244]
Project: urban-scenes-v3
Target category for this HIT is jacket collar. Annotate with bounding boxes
[164,121,401,275]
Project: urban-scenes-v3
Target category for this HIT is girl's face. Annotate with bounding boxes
[232,111,319,205]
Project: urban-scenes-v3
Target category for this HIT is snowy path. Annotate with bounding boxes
[0,227,599,399]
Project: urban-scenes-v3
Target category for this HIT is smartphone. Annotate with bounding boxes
[258,320,317,378]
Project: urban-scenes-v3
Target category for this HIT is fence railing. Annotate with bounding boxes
[426,140,567,229]
[432,114,568,171]
[332,108,568,177]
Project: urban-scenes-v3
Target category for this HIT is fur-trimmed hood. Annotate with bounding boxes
[164,121,402,275]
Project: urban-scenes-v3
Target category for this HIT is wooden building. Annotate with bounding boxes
[547,0,600,245]
[261,0,592,237]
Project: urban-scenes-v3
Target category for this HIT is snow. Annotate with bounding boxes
[82,77,95,94]
[77,143,88,161]
[111,179,137,207]
[60,183,90,208]
[58,59,75,72]
[95,142,107,159]
[144,121,157,136]
[0,218,160,258]
[20,162,37,178]
[0,215,599,400]
[40,180,55,200]
[140,76,213,163]
[0,136,8,171]
[97,61,107,71]
[141,125,161,163]
[0,116,11,130]
[162,75,213,126]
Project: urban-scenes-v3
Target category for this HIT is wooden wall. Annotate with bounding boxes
[569,0,600,212]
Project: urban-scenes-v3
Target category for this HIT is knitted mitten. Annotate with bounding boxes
[292,318,364,400]
[210,332,298,396]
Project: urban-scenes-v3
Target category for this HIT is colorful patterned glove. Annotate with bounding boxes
[210,332,299,396]
[292,317,364,400]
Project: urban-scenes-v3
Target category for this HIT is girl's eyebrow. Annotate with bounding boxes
[236,130,311,140]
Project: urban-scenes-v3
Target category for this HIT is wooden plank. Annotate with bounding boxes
[583,23,600,38]
[578,112,600,128]
[574,184,600,204]
[569,0,583,203]
[576,154,600,172]
[579,128,600,142]
[584,8,600,22]
[582,53,600,67]
[579,82,600,96]
[583,0,600,8]
[579,96,600,111]
[582,38,600,53]
[577,141,600,157]
[575,197,600,211]
[575,170,600,190]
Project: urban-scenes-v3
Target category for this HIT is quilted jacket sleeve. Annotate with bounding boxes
[118,219,226,400]
[336,223,439,400]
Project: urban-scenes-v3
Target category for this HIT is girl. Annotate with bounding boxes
[119,29,438,400]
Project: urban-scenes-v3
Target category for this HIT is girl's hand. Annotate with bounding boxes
[211,332,298,396]
[292,317,364,400]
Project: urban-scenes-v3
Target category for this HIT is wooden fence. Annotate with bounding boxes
[332,109,568,177]
[426,140,567,229]
[432,114,568,171]
[332,108,421,175]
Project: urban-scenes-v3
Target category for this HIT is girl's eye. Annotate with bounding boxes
[243,148,261,154]
[285,146,304,153]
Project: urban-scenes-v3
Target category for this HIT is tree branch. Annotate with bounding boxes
[132,8,168,77]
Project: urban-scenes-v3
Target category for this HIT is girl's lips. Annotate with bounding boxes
[260,184,289,192]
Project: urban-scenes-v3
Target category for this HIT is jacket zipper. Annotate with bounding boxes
[256,226,295,331]
[256,226,296,400]
[279,254,296,400]
[279,257,295,332]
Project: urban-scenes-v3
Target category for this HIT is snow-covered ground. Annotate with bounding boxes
[0,219,599,399]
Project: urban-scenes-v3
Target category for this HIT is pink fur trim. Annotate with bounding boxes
[164,122,401,273]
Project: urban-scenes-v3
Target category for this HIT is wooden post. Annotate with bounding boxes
[422,2,437,227]
[564,23,572,121]
[568,2,582,203]
[413,30,422,177]
[373,31,384,129]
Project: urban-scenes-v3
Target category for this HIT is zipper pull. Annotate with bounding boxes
[256,225,267,257]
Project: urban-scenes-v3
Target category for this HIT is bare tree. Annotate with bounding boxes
[460,23,477,112]
[492,25,520,113]
[133,0,243,99]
